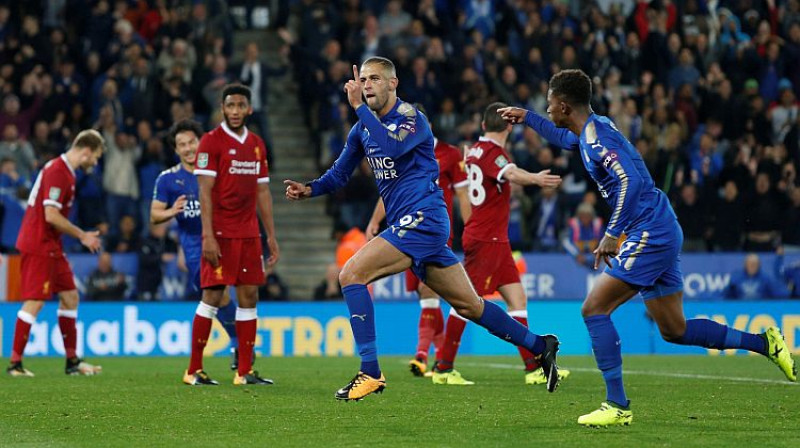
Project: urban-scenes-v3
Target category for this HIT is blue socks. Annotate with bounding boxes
[342,284,380,378]
[675,319,767,355]
[476,300,545,354]
[584,315,628,408]
[216,299,238,347]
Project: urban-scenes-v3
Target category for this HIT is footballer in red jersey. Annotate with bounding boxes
[7,130,105,378]
[184,84,280,387]
[365,105,471,378]
[432,103,567,386]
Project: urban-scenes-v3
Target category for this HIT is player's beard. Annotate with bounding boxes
[224,116,246,132]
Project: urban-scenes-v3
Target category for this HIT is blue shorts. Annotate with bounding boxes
[604,220,684,300]
[379,207,460,283]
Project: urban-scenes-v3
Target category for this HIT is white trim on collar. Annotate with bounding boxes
[60,154,76,177]
[221,121,249,145]
[478,136,503,147]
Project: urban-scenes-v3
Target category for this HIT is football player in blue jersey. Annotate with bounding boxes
[499,69,797,427]
[150,119,243,377]
[285,57,564,401]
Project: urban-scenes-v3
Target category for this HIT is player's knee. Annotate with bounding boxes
[452,301,480,320]
[338,267,362,287]
[580,300,601,318]
[658,325,686,342]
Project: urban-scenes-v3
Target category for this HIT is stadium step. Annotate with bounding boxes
[231,34,335,300]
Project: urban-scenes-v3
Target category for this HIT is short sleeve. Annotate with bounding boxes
[479,146,516,183]
[257,137,270,184]
[153,173,169,203]
[194,134,218,177]
[41,168,72,210]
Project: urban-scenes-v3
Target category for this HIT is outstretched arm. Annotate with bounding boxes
[498,107,580,151]
[287,125,364,200]
[501,166,563,188]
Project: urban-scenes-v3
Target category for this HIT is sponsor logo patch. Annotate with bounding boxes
[198,153,209,168]
[48,187,61,201]
[494,155,509,168]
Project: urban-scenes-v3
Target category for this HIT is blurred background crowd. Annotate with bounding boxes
[0,0,799,300]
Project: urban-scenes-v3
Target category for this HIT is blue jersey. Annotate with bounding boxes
[309,99,458,281]
[152,164,202,266]
[525,111,677,238]
[525,110,683,297]
[309,100,444,224]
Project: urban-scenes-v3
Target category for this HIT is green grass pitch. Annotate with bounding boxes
[1,355,798,447]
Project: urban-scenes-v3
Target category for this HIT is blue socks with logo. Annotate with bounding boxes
[476,299,546,354]
[584,315,628,408]
[675,319,766,355]
[342,284,380,378]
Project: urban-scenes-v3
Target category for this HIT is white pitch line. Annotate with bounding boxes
[457,362,799,387]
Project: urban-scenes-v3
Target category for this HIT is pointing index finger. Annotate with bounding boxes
[352,65,360,82]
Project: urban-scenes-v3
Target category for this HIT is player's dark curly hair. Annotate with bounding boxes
[168,119,204,148]
[549,69,592,107]
[221,83,252,103]
[483,102,509,133]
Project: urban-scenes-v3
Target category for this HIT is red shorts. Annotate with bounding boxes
[200,237,264,288]
[463,238,520,296]
[405,269,419,292]
[21,252,76,300]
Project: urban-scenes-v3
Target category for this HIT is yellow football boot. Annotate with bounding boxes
[335,372,386,401]
[578,402,633,427]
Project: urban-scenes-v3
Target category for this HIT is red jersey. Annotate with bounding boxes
[16,155,76,256]
[463,137,515,243]
[194,122,270,239]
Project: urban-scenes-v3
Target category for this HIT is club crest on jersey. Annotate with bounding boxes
[198,153,209,168]
[48,187,61,201]
[387,124,398,131]
[494,155,509,168]
[228,149,236,155]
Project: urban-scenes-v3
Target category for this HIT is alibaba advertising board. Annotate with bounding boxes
[0,301,798,357]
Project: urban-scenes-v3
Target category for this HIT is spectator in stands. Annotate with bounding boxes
[313,263,343,300]
[86,252,128,301]
[0,79,42,140]
[337,159,378,231]
[136,223,175,301]
[106,215,140,253]
[744,172,784,251]
[675,183,708,252]
[260,265,289,301]
[725,253,790,299]
[710,180,745,251]
[529,186,563,253]
[0,124,36,183]
[562,202,603,269]
[768,79,799,144]
[230,41,288,166]
[0,158,28,200]
[100,112,140,236]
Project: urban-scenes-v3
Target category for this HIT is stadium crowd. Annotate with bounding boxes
[0,0,799,299]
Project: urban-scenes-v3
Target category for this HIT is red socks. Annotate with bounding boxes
[188,302,217,373]
[57,309,78,359]
[235,308,258,377]
[415,299,443,362]
[11,310,35,363]
[510,311,540,371]
[436,309,468,371]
